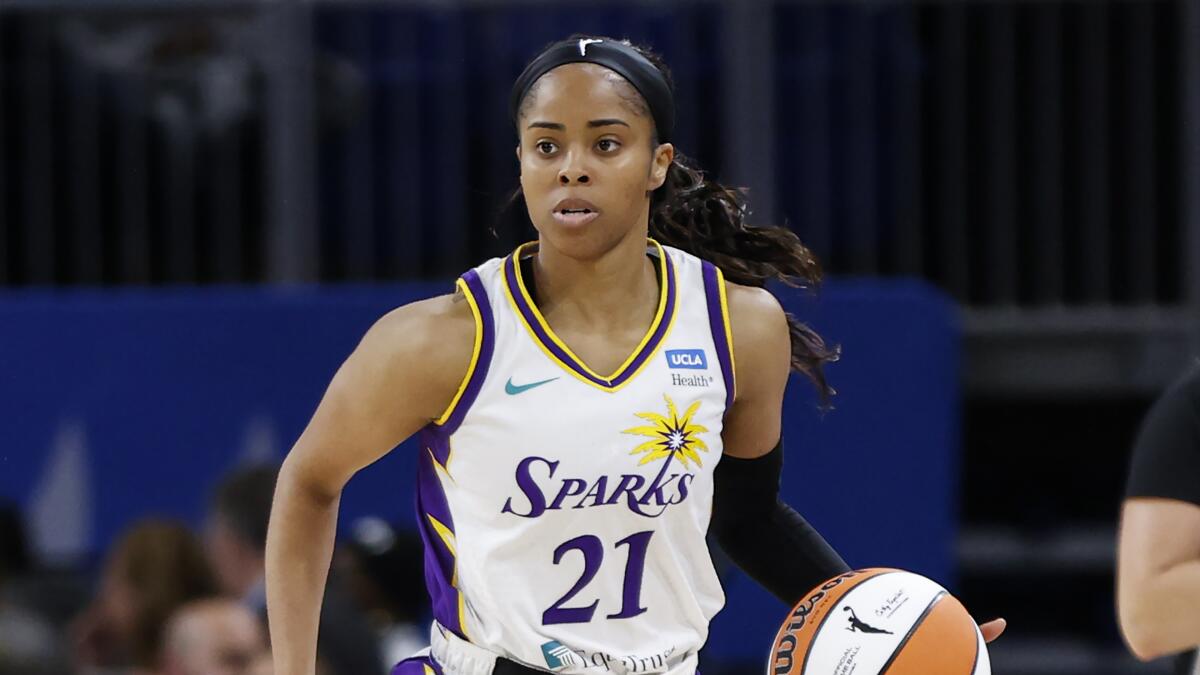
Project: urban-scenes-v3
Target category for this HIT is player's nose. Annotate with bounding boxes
[557,152,590,185]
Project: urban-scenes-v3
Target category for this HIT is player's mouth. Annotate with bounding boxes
[552,198,601,228]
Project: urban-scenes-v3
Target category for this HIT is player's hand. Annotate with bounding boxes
[979,618,1006,643]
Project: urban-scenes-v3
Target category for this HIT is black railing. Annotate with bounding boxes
[0,0,1193,312]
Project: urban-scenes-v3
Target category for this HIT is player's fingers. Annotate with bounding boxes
[979,618,1007,643]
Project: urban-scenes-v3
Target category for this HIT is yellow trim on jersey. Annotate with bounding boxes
[504,238,676,393]
[503,281,599,391]
[510,240,671,381]
[458,592,471,640]
[434,278,484,426]
[428,447,455,483]
[426,514,458,557]
[426,513,461,587]
[715,267,737,402]
[426,502,470,638]
[424,665,436,675]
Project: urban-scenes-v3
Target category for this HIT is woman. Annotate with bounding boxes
[266,35,1004,674]
[72,519,217,673]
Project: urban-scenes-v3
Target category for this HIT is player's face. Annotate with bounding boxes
[516,63,673,257]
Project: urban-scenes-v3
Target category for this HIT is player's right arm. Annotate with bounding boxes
[1117,367,1200,661]
[1117,499,1200,659]
[265,291,476,675]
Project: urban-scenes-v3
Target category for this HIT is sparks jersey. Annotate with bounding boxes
[415,240,736,675]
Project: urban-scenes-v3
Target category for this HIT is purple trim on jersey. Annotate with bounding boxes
[503,248,677,389]
[609,251,676,388]
[701,261,735,412]
[437,268,495,436]
[410,270,491,640]
[415,431,464,638]
[390,655,695,675]
[391,654,443,675]
[503,254,607,387]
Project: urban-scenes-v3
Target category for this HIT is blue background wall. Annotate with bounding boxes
[0,279,959,666]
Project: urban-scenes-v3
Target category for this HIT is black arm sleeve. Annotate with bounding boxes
[1126,366,1200,505]
[710,439,850,606]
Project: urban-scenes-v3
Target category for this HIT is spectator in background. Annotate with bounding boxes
[72,519,217,673]
[1118,364,1200,673]
[205,464,383,675]
[335,517,429,668]
[0,500,59,670]
[160,598,267,675]
[206,466,278,611]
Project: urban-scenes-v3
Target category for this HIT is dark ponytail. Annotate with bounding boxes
[632,45,838,405]
[648,151,838,406]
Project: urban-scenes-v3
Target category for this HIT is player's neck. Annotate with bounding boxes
[530,232,659,330]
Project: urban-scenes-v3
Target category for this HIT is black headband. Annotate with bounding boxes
[509,38,675,143]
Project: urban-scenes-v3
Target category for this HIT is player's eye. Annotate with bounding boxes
[596,139,620,153]
[536,141,558,155]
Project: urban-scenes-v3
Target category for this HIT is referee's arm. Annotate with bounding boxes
[1117,366,1200,661]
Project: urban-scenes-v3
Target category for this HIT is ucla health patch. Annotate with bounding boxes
[665,349,708,370]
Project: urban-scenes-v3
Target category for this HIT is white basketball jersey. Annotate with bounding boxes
[414,240,736,674]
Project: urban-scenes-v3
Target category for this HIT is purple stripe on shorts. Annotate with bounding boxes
[701,261,735,413]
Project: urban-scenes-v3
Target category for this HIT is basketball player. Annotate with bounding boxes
[1118,365,1200,673]
[265,36,1005,674]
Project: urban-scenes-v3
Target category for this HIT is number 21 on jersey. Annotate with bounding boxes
[543,531,654,625]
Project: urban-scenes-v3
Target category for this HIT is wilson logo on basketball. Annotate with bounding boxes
[772,572,860,674]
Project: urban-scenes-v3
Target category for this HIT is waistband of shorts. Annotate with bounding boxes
[430,622,549,675]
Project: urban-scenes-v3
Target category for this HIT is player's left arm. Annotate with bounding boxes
[712,282,1006,642]
[719,283,792,461]
[710,282,850,605]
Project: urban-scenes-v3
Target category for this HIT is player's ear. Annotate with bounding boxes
[515,144,522,163]
[648,142,674,191]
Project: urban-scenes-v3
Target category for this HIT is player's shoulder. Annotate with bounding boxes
[1144,364,1200,432]
[358,289,477,378]
[1174,364,1200,406]
[723,281,788,348]
[724,281,784,320]
[1126,364,1200,502]
[722,280,790,384]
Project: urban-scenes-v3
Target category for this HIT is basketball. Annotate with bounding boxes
[769,568,990,675]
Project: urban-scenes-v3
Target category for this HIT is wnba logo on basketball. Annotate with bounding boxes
[773,572,860,673]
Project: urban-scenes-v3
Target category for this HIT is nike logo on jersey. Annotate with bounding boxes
[505,376,559,395]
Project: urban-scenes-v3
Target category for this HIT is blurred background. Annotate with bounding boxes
[1,0,1198,673]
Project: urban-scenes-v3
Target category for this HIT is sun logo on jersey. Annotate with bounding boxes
[623,394,710,468]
